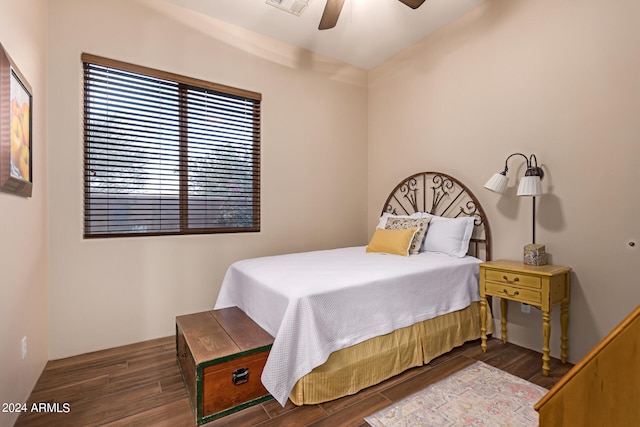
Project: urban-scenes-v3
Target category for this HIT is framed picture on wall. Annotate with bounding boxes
[0,42,33,197]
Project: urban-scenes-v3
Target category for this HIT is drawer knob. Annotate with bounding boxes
[503,275,519,282]
[503,289,520,296]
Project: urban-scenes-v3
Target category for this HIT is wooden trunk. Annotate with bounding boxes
[176,307,274,425]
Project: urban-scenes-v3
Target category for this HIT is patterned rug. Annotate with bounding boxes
[365,361,547,427]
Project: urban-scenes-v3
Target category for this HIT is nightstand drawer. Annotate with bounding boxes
[485,270,542,289]
[485,282,541,305]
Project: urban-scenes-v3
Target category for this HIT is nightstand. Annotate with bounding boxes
[479,259,571,375]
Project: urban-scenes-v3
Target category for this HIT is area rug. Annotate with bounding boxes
[365,361,547,427]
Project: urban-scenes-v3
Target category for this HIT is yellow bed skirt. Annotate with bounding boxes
[289,301,493,405]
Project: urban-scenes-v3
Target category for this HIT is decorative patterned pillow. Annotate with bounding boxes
[366,227,420,257]
[377,212,431,229]
[384,217,432,255]
[377,213,408,229]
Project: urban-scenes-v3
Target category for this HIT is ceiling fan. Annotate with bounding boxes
[319,0,426,30]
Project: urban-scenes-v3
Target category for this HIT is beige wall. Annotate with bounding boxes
[47,0,368,359]
[0,1,48,426]
[5,0,639,413]
[369,0,640,363]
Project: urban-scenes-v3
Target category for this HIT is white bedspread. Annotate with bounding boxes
[214,246,482,406]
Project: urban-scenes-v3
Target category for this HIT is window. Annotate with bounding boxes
[83,54,261,238]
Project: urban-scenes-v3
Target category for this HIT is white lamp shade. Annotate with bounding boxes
[484,173,509,194]
[517,176,542,196]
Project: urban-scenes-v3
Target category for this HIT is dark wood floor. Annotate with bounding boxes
[16,336,572,427]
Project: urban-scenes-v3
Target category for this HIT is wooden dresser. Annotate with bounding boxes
[176,307,273,425]
[535,304,640,426]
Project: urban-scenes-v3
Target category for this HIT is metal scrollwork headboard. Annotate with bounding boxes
[381,171,492,261]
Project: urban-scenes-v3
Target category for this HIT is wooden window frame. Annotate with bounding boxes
[83,54,261,238]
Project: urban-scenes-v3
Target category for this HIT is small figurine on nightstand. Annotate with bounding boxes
[524,243,547,265]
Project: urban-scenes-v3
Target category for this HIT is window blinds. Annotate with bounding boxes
[83,55,261,238]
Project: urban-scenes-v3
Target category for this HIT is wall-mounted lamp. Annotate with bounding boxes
[484,153,546,265]
[484,153,543,199]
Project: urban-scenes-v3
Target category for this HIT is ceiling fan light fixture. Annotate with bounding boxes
[266,0,312,17]
[317,0,426,31]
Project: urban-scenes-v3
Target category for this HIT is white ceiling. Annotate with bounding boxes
[165,0,486,70]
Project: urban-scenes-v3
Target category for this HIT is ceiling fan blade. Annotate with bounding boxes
[398,0,426,9]
[318,0,346,30]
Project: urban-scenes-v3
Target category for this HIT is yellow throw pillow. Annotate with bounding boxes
[366,227,419,256]
[384,217,432,255]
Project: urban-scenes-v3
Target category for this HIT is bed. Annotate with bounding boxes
[214,171,493,406]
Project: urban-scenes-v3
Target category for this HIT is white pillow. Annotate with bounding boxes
[421,215,475,257]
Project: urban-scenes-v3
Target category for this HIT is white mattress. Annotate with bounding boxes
[214,246,482,406]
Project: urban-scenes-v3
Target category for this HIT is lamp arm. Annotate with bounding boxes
[500,152,530,175]
[526,154,544,180]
